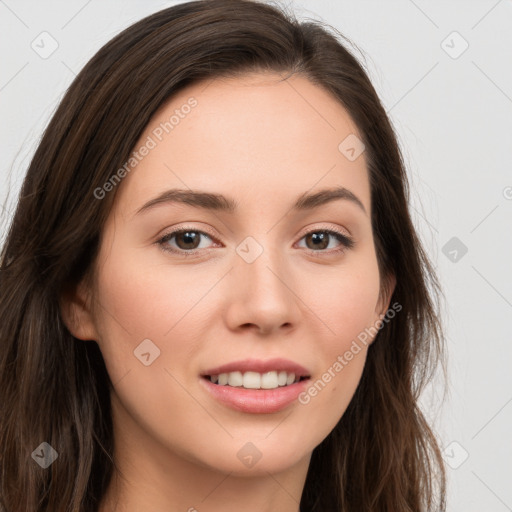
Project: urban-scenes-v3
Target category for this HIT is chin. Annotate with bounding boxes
[182,431,315,476]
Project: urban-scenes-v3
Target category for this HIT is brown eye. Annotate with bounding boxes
[298,229,355,255]
[157,229,216,255]
[174,231,201,250]
[304,232,329,250]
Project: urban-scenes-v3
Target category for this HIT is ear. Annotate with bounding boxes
[59,278,99,341]
[370,272,397,344]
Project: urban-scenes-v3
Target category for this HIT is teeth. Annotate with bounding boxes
[243,371,261,389]
[208,370,302,389]
[228,371,243,387]
[261,371,278,389]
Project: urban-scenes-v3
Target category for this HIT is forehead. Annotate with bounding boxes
[114,71,370,217]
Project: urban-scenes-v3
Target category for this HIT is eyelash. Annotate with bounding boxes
[156,226,355,258]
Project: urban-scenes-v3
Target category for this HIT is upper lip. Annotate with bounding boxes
[201,358,310,377]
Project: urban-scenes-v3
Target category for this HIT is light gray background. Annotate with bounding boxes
[1,1,511,510]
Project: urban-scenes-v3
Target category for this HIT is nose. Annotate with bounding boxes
[223,241,302,336]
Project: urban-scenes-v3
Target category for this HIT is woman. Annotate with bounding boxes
[0,0,447,510]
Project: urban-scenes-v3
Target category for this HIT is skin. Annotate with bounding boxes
[63,71,395,512]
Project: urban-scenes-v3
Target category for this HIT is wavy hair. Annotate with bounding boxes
[0,0,446,510]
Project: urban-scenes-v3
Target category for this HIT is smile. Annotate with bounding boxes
[205,370,306,389]
[200,358,311,413]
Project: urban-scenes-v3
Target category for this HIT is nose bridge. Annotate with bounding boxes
[235,233,285,293]
[226,233,299,333]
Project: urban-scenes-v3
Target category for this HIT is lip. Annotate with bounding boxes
[200,358,311,414]
[199,376,310,414]
[201,358,310,378]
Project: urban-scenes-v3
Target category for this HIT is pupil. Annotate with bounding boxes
[179,231,199,249]
[308,232,328,250]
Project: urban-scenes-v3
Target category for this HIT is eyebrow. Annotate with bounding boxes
[135,185,367,216]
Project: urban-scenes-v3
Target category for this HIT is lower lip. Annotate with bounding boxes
[199,376,310,414]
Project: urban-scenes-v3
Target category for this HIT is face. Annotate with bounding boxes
[69,72,395,478]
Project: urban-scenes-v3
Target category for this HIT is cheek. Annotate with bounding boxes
[91,248,226,464]
[310,257,381,351]
[91,241,212,382]
[95,236,217,337]
[296,256,380,427]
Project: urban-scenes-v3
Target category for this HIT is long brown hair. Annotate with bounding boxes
[0,1,447,510]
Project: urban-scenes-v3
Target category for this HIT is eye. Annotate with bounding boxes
[156,226,355,257]
[157,228,218,256]
[296,228,355,255]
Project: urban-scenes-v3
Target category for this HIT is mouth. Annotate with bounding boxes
[202,371,309,389]
[199,358,311,413]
